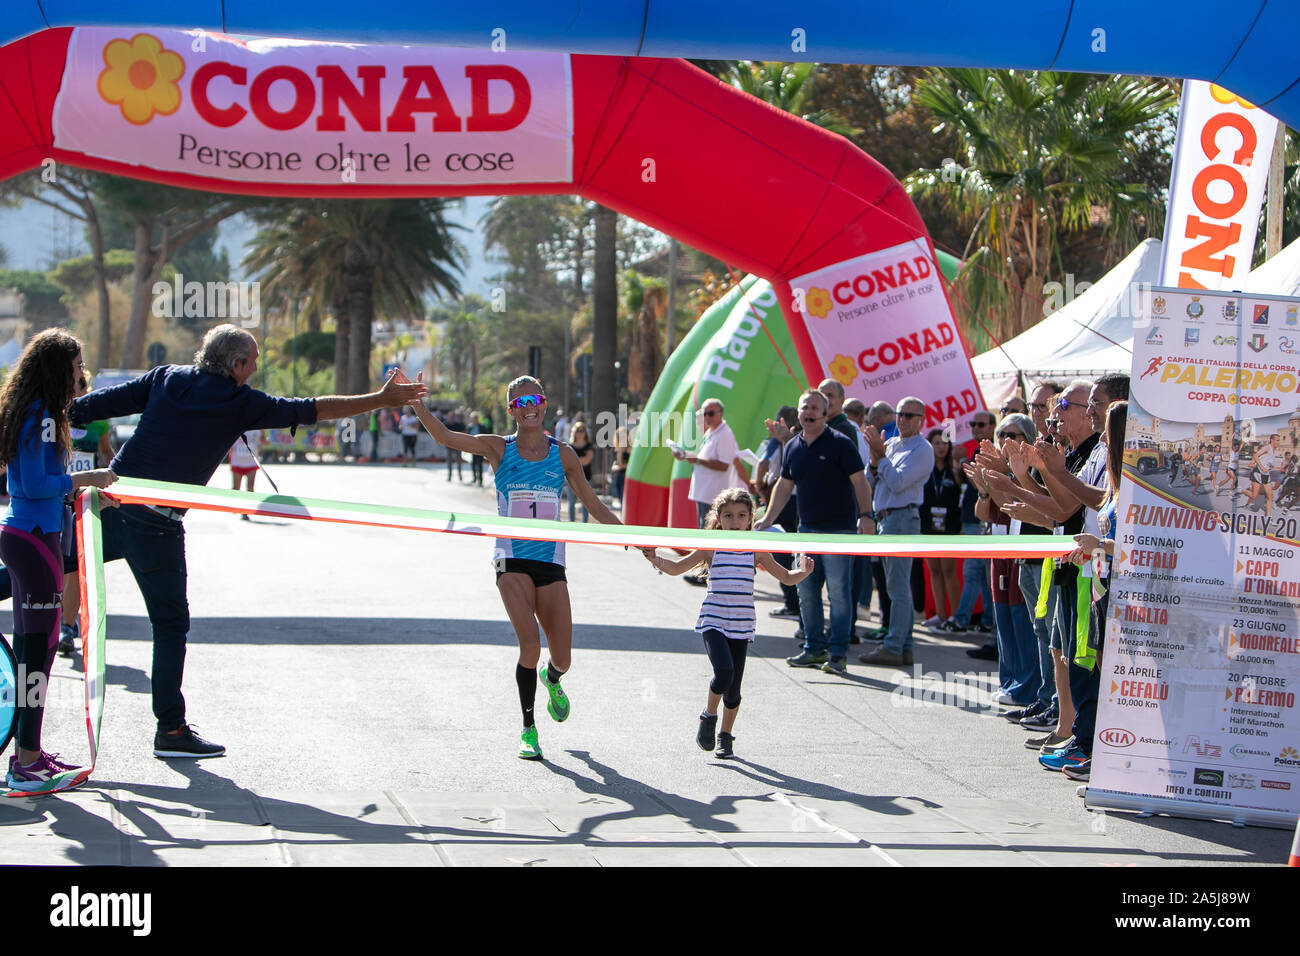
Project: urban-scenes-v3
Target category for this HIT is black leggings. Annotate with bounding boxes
[0,527,63,752]
[701,628,749,710]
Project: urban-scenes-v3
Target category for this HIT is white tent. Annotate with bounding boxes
[971,236,1300,401]
[971,239,1162,401]
[1244,235,1300,295]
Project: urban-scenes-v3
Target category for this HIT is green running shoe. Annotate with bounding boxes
[518,725,543,760]
[538,664,570,722]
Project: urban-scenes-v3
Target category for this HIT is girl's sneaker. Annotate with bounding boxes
[715,732,735,759]
[6,752,87,794]
[697,714,718,751]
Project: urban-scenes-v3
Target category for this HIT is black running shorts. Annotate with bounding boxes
[495,558,567,588]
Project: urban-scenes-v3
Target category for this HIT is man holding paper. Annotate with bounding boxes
[672,398,750,585]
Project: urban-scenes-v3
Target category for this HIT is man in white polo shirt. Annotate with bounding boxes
[673,397,749,584]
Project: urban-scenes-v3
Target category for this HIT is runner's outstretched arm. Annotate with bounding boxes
[395,372,504,465]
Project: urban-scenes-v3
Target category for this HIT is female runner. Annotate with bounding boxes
[400,373,626,759]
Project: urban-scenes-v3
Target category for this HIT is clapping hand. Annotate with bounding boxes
[975,438,1008,474]
[862,424,886,460]
[1003,499,1051,528]
[1004,441,1032,480]
[765,418,793,443]
[1034,439,1065,474]
[983,469,1023,500]
[962,460,988,494]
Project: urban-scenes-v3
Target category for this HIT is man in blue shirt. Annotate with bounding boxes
[68,325,427,759]
[859,396,934,667]
[755,390,874,675]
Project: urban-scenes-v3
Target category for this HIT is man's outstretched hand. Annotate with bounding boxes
[379,369,429,406]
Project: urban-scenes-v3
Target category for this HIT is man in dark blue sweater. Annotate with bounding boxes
[67,325,428,758]
[755,390,875,675]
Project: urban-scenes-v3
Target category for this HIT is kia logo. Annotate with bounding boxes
[1099,728,1135,748]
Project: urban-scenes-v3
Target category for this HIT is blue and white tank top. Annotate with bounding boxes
[695,550,757,641]
[494,435,567,566]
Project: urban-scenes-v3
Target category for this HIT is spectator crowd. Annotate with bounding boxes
[678,372,1131,784]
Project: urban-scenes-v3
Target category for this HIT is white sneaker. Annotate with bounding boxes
[922,615,943,629]
[992,690,1017,706]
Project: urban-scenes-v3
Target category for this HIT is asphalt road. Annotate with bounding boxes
[0,462,1291,866]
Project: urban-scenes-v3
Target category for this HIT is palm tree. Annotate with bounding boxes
[722,62,860,137]
[242,203,342,384]
[245,199,465,393]
[905,69,1176,340]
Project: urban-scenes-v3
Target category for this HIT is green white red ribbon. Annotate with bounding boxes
[101,477,1077,559]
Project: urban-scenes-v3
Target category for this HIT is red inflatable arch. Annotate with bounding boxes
[0,28,986,474]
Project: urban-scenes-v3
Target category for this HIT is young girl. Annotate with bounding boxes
[645,488,812,758]
[0,329,117,792]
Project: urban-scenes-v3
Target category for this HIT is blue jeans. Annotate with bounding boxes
[1058,573,1100,755]
[993,600,1042,704]
[879,507,921,654]
[97,505,191,732]
[953,524,993,632]
[1018,559,1057,706]
[796,525,856,659]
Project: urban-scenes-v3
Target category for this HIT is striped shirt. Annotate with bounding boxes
[494,435,566,566]
[694,550,757,642]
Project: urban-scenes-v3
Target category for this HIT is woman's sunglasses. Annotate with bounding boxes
[1045,418,1061,428]
[509,393,546,409]
[998,431,1025,441]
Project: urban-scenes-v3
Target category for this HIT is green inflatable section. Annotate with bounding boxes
[628,276,800,526]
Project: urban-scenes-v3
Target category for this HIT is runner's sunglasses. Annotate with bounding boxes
[509,393,547,409]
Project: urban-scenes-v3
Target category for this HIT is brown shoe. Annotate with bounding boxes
[1025,731,1070,751]
[857,647,907,667]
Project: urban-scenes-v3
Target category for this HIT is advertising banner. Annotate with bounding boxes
[53,29,573,186]
[1087,286,1300,827]
[1160,81,1279,291]
[261,425,339,457]
[791,239,985,443]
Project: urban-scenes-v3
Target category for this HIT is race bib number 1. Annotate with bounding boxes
[508,489,559,521]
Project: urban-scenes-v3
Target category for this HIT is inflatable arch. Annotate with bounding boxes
[0,26,988,504]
